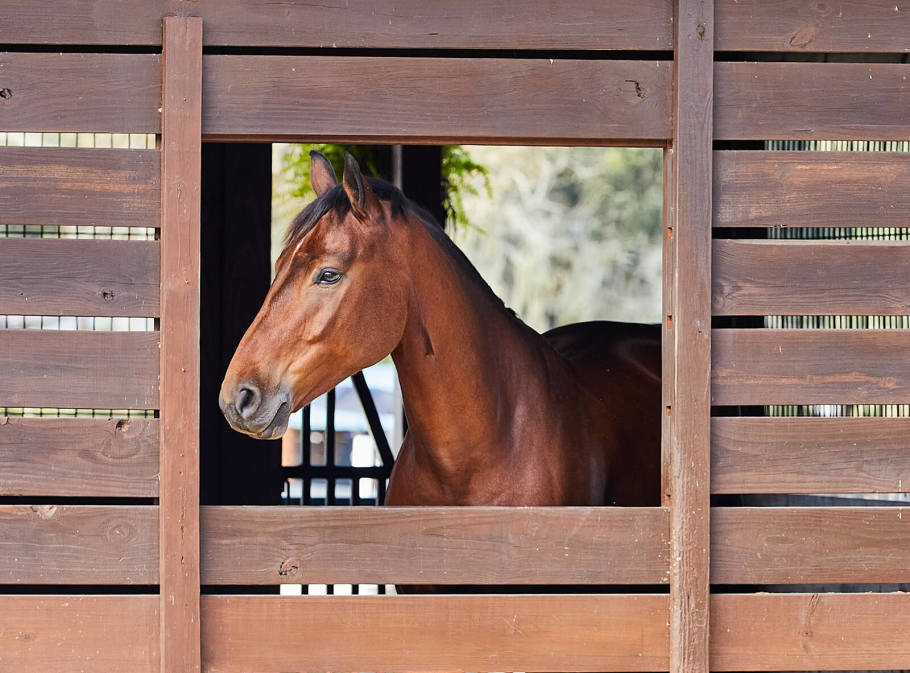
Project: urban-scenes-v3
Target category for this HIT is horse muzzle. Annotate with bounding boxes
[219,381,291,440]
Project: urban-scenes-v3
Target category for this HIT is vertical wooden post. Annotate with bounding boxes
[160,16,203,673]
[668,1,713,673]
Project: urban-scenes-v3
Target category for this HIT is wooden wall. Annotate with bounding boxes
[1,3,909,673]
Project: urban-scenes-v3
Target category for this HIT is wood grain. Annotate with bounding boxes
[201,506,669,585]
[711,592,910,671]
[0,417,159,497]
[0,505,157,584]
[201,594,670,672]
[0,146,160,229]
[0,238,159,317]
[0,595,159,673]
[712,328,910,405]
[715,62,910,141]
[714,151,910,229]
[668,2,714,672]
[0,330,159,409]
[0,53,160,133]
[712,416,910,494]
[0,0,674,50]
[712,507,909,584]
[713,240,910,316]
[202,56,671,144]
[159,17,203,673]
[715,0,910,52]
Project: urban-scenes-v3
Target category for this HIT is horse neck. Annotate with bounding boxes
[390,216,552,479]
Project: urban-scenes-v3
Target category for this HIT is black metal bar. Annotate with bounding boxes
[351,371,396,467]
[280,465,391,479]
[302,405,311,506]
[326,389,336,505]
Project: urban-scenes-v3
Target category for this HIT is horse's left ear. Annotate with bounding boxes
[309,151,338,196]
[342,152,379,221]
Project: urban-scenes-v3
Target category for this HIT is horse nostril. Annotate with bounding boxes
[235,385,261,419]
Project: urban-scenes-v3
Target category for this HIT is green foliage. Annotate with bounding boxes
[281,144,388,201]
[440,145,491,230]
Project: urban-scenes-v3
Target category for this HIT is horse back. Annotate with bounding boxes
[543,320,661,505]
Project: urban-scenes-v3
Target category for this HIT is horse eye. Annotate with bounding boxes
[316,269,342,285]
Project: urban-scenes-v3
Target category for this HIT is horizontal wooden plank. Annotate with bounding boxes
[712,507,909,584]
[715,0,910,52]
[0,595,159,672]
[0,330,159,409]
[0,53,160,133]
[715,62,910,140]
[0,239,159,317]
[0,147,160,229]
[0,505,158,584]
[713,240,910,316]
[201,594,669,672]
[713,151,910,229]
[0,1,674,50]
[712,416,910,494]
[202,56,672,143]
[0,417,159,497]
[201,506,669,585]
[712,329,910,405]
[711,592,910,671]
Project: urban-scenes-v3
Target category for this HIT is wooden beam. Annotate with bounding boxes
[711,593,910,671]
[0,417,159,498]
[668,1,714,672]
[0,146,160,229]
[0,53,160,133]
[200,506,670,585]
[202,56,671,144]
[0,238,160,317]
[715,62,910,141]
[0,330,159,409]
[712,416,910,495]
[0,595,159,673]
[0,505,158,584]
[0,0,674,50]
[201,594,670,672]
[712,328,910,405]
[160,16,202,673]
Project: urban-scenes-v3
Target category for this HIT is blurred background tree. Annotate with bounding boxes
[272,144,662,332]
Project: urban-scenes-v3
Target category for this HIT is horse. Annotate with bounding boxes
[220,151,661,508]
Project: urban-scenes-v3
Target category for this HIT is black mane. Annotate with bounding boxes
[284,177,438,248]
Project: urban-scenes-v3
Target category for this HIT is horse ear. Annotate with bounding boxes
[342,152,378,221]
[309,151,338,196]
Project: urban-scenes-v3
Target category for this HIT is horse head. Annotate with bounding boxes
[219,152,410,439]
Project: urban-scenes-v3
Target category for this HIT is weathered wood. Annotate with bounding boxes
[0,238,159,317]
[0,147,160,229]
[201,594,669,672]
[0,595,159,673]
[0,417,159,497]
[715,62,910,140]
[716,0,910,52]
[201,506,669,585]
[160,17,203,673]
[713,416,910,494]
[0,0,674,50]
[202,56,671,143]
[0,330,159,409]
[0,53,160,133]
[712,329,910,405]
[712,507,909,584]
[713,240,910,316]
[661,148,676,509]
[668,2,714,673]
[0,505,158,584]
[711,592,910,671]
[714,151,910,229]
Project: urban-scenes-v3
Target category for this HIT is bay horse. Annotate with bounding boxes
[220,152,660,507]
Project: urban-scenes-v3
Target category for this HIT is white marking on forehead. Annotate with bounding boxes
[291,235,307,257]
